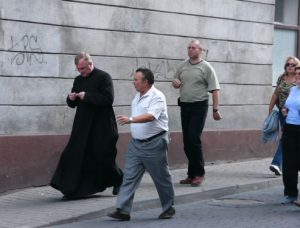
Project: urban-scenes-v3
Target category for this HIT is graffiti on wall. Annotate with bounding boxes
[132,58,178,80]
[129,50,208,80]
[8,35,47,65]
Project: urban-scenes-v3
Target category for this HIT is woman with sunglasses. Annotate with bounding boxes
[281,64,300,205]
[268,56,300,178]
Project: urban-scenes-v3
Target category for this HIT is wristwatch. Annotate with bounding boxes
[213,109,219,113]
[129,117,133,123]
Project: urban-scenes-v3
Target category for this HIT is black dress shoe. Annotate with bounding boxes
[158,206,175,219]
[61,195,83,201]
[107,209,130,221]
[112,185,121,195]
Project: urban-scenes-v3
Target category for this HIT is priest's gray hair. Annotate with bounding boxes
[74,52,93,65]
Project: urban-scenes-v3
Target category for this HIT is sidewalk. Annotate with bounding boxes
[0,158,282,228]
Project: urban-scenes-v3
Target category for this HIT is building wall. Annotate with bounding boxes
[0,0,275,192]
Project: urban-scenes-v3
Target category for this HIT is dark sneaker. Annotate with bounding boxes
[179,177,193,184]
[107,209,130,221]
[190,176,205,187]
[158,207,175,219]
[269,165,282,176]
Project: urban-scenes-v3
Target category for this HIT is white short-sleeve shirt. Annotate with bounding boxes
[130,86,169,139]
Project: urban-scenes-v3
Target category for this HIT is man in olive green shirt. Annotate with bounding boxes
[172,40,222,186]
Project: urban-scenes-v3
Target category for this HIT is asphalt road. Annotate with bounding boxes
[49,186,300,228]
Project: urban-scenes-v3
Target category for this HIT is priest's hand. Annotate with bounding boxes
[76,91,85,100]
[68,92,77,101]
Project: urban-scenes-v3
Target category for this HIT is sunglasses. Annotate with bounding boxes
[285,63,296,67]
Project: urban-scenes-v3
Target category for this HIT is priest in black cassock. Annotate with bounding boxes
[50,52,123,200]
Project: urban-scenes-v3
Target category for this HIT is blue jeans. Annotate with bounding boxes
[271,109,285,168]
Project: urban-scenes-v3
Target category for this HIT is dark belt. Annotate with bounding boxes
[134,131,166,143]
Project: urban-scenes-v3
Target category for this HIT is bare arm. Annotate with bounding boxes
[268,93,278,114]
[212,90,222,121]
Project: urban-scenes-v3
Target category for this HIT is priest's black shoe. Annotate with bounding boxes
[107,209,130,221]
[61,195,84,201]
[158,206,175,219]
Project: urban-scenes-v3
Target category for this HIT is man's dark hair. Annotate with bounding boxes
[136,68,154,85]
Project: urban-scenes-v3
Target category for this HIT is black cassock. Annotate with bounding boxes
[50,67,123,198]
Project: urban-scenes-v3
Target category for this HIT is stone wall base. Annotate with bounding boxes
[0,130,276,193]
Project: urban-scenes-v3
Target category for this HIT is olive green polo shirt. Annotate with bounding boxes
[174,59,220,102]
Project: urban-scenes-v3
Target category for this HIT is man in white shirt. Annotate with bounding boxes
[107,68,175,221]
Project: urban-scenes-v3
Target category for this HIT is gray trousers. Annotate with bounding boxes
[116,133,174,213]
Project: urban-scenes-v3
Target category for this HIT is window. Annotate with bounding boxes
[273,0,300,85]
[275,0,299,25]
